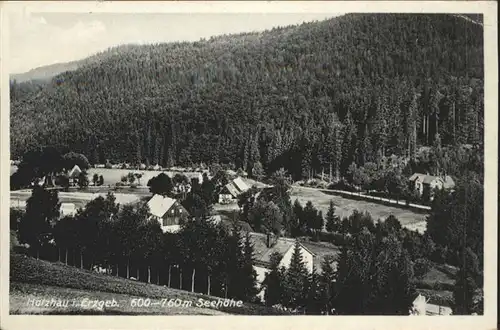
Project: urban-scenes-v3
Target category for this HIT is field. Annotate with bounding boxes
[87,168,166,187]
[10,190,142,210]
[10,166,199,188]
[290,186,428,233]
[212,184,428,233]
[10,253,287,315]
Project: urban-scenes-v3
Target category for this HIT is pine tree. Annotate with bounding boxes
[319,255,337,315]
[369,235,416,315]
[453,248,481,315]
[263,252,286,307]
[292,199,304,236]
[238,233,259,302]
[283,240,309,310]
[335,229,374,314]
[303,201,317,235]
[305,266,323,314]
[325,200,340,233]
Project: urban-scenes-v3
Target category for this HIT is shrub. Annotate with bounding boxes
[414,258,432,279]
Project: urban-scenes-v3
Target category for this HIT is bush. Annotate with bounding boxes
[328,179,357,192]
[415,280,455,292]
[414,258,432,279]
[317,231,349,245]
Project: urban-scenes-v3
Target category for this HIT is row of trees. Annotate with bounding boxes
[263,225,417,315]
[10,148,92,190]
[10,172,484,314]
[11,14,483,181]
[12,188,259,302]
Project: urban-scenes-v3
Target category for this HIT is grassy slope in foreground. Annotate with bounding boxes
[10,253,287,315]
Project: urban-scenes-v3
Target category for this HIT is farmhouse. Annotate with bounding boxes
[68,165,82,186]
[409,173,455,200]
[218,177,250,203]
[146,194,189,233]
[247,232,338,302]
[410,294,452,316]
[59,203,77,218]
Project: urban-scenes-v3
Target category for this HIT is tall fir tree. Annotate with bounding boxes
[283,240,309,310]
[325,200,340,233]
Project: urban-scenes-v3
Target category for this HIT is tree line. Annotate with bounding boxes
[11,188,260,302]
[10,168,483,314]
[11,14,483,181]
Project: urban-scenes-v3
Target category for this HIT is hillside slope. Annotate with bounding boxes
[11,60,85,83]
[10,253,286,315]
[10,14,484,180]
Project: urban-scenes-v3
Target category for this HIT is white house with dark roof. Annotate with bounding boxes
[409,173,456,200]
[68,165,82,186]
[247,232,336,302]
[146,194,189,233]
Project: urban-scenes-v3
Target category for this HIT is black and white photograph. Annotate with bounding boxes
[1,1,497,329]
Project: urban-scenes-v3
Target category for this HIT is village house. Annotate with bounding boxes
[68,165,82,186]
[247,232,339,303]
[146,194,190,233]
[185,172,204,185]
[218,177,250,204]
[410,294,452,316]
[408,173,455,200]
[59,202,77,218]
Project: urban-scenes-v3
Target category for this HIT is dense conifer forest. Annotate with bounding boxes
[10,13,483,180]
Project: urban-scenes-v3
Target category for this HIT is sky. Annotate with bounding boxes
[9,10,342,74]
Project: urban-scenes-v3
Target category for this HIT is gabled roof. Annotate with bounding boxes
[248,232,340,274]
[409,173,427,181]
[185,172,203,179]
[248,233,318,268]
[233,177,250,192]
[220,218,253,233]
[443,175,456,189]
[409,173,441,184]
[68,165,82,178]
[249,233,296,268]
[224,177,250,198]
[147,194,177,218]
[224,182,240,198]
[422,175,440,184]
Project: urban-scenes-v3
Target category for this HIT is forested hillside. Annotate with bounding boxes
[10,14,484,180]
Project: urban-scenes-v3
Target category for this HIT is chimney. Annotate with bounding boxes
[267,232,277,248]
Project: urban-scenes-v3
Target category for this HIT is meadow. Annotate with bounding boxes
[290,186,428,233]
[10,253,288,315]
[10,190,142,210]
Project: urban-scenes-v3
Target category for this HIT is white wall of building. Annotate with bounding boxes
[279,245,314,273]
